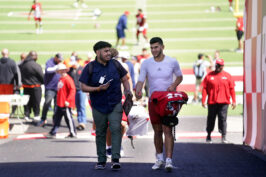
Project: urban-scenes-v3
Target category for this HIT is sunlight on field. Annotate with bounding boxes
[0,0,244,66]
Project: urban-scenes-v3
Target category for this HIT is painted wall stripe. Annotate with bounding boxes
[244,38,252,93]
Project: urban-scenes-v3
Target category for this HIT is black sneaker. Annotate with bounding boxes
[65,134,77,138]
[206,134,212,143]
[46,132,56,139]
[111,159,121,171]
[95,162,106,170]
[76,124,85,131]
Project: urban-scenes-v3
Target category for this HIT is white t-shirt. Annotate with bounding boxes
[138,55,182,97]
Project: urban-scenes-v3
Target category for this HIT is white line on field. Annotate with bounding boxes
[7,49,235,55]
[0,18,235,24]
[0,37,235,44]
[0,27,234,33]
[0,2,240,8]
[0,0,135,2]
[0,10,233,15]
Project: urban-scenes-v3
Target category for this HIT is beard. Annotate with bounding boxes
[153,49,162,58]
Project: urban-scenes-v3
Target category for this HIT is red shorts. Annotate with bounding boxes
[137,28,147,36]
[228,0,232,2]
[148,100,162,124]
[34,17,42,22]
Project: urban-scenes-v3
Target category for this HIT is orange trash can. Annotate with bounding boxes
[0,102,10,139]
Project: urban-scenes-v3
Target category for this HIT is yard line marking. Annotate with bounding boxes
[0,0,135,2]
[5,49,229,55]
[0,27,235,33]
[0,1,241,7]
[0,18,235,25]
[0,10,235,16]
[0,38,236,44]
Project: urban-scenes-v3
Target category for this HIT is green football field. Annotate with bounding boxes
[0,0,244,116]
[0,0,244,68]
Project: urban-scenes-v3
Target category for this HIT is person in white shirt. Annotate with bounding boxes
[135,37,183,172]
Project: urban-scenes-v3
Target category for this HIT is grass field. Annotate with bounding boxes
[0,0,244,116]
[0,0,244,67]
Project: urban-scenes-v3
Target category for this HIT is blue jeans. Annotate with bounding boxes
[75,90,87,124]
[41,89,57,121]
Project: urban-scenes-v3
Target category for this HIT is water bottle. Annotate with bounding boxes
[19,87,24,96]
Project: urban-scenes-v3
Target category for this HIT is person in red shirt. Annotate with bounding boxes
[136,9,148,44]
[228,0,233,12]
[201,59,236,143]
[48,63,77,138]
[235,16,244,52]
[28,0,43,34]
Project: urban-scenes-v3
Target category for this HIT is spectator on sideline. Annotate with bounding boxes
[192,53,211,103]
[228,0,233,12]
[135,37,183,172]
[202,58,236,144]
[28,0,43,34]
[207,50,220,70]
[20,53,27,62]
[37,53,62,127]
[19,51,44,121]
[67,57,87,131]
[48,63,77,138]
[115,11,130,49]
[11,53,25,116]
[79,41,132,170]
[136,48,150,63]
[235,16,244,52]
[136,9,148,44]
[119,51,135,88]
[84,52,93,65]
[0,48,19,94]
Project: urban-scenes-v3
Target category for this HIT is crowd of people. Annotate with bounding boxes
[0,36,237,172]
[2,0,240,173]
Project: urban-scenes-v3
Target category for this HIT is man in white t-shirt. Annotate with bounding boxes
[135,37,183,172]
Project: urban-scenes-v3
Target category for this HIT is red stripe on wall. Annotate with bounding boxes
[245,93,253,145]
[252,37,257,92]
[255,93,262,149]
[246,0,252,39]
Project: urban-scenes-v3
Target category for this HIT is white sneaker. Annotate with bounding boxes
[165,159,173,172]
[120,148,125,157]
[34,116,41,121]
[24,117,32,122]
[152,160,164,170]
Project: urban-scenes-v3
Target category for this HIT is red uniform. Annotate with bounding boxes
[57,74,76,108]
[136,13,147,36]
[149,91,188,124]
[32,3,42,21]
[202,71,236,105]
[236,17,244,31]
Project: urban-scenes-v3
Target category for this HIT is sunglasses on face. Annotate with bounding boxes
[215,64,223,67]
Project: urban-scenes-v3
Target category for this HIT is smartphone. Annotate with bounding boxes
[103,79,113,85]
[107,79,113,83]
